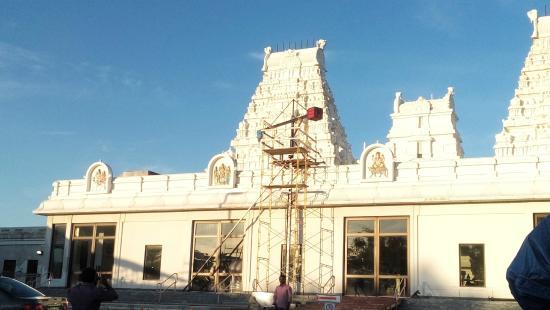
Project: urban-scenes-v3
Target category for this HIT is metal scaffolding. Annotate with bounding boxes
[252,99,334,294]
[186,99,334,295]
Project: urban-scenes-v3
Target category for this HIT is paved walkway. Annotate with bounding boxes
[302,296,397,310]
[399,297,521,310]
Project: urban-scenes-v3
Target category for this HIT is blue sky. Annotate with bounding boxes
[0,1,546,227]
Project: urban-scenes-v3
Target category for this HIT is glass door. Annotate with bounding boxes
[69,224,116,286]
[345,217,408,296]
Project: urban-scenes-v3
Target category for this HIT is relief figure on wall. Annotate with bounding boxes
[369,152,388,177]
[92,168,107,189]
[213,163,231,185]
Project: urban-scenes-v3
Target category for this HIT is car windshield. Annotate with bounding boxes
[0,277,45,298]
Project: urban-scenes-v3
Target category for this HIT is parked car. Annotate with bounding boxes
[0,276,67,309]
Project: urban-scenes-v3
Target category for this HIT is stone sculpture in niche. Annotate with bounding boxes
[369,152,388,177]
[213,163,231,186]
[92,168,107,188]
[208,151,236,188]
[360,144,395,182]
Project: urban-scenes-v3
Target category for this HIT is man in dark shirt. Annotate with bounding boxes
[67,267,118,310]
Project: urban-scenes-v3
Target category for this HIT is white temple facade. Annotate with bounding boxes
[34,10,550,300]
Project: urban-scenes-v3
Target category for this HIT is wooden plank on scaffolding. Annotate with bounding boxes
[263,147,308,156]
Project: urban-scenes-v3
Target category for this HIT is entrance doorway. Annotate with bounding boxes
[344,217,408,296]
[69,224,116,286]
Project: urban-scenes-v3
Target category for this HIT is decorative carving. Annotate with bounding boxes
[360,144,395,182]
[208,152,236,188]
[213,163,231,185]
[92,169,107,188]
[316,39,327,49]
[85,161,113,194]
[369,152,388,177]
[528,10,538,39]
[394,92,402,113]
[262,46,272,72]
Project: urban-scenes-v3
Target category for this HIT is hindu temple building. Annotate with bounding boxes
[34,9,550,299]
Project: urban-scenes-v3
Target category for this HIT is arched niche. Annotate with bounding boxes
[207,153,236,188]
[360,144,395,182]
[85,161,113,193]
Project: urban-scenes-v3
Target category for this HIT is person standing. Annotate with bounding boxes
[67,267,118,310]
[273,274,292,310]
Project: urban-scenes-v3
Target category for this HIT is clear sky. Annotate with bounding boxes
[0,1,546,227]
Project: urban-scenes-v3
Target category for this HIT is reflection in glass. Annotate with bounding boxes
[347,220,374,234]
[220,238,243,273]
[96,226,116,237]
[379,278,397,296]
[193,237,217,272]
[95,239,115,273]
[71,240,92,271]
[49,224,66,279]
[380,220,407,233]
[379,236,407,275]
[222,223,244,236]
[74,226,93,238]
[459,244,485,287]
[347,237,374,275]
[191,276,214,291]
[218,275,242,292]
[143,245,162,280]
[345,278,374,296]
[196,223,217,236]
[192,221,245,292]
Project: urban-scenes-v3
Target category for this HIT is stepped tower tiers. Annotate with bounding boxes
[230,39,354,171]
[495,10,550,157]
[387,87,464,162]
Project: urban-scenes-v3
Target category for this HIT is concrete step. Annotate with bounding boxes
[39,287,250,308]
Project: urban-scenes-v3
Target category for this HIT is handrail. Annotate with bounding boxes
[321,275,335,294]
[394,276,407,302]
[157,273,178,303]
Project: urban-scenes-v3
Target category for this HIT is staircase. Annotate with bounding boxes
[39,288,250,309]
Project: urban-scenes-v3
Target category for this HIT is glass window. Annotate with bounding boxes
[96,226,116,237]
[346,237,374,275]
[222,222,244,237]
[49,224,66,279]
[196,223,217,236]
[345,278,374,296]
[380,220,407,234]
[143,245,162,280]
[459,244,485,287]
[73,226,93,238]
[379,236,407,275]
[347,220,374,234]
[345,217,409,296]
[191,221,244,292]
[193,238,217,273]
[2,260,16,278]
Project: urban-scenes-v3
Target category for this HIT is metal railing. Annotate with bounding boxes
[394,276,407,302]
[157,273,178,303]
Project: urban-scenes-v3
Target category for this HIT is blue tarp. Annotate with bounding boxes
[506,215,550,309]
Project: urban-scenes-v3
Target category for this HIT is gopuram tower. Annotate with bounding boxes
[230,40,354,171]
[495,10,550,157]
